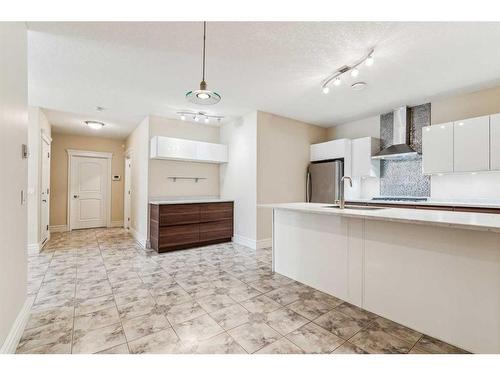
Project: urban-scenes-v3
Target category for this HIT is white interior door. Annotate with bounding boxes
[40,138,51,244]
[70,155,109,230]
[124,157,131,230]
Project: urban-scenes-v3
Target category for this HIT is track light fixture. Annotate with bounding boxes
[178,111,224,124]
[321,48,374,94]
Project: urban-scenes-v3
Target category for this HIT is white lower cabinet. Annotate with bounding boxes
[422,123,454,174]
[453,115,490,172]
[490,114,500,170]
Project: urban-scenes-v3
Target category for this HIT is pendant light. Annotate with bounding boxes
[186,22,221,105]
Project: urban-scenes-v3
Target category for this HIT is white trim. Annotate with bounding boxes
[66,149,113,159]
[0,296,35,354]
[49,224,67,233]
[40,128,52,145]
[256,238,272,249]
[232,235,272,250]
[27,239,46,255]
[111,220,123,228]
[67,150,112,231]
[129,227,147,248]
[232,235,256,250]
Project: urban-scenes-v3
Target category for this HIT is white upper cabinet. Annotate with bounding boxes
[150,136,228,164]
[422,123,454,174]
[490,114,500,170]
[453,115,490,172]
[310,138,351,162]
[351,137,380,177]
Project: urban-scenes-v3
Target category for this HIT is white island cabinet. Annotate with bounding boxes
[265,203,500,353]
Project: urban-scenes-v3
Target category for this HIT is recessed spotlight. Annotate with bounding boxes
[194,116,199,122]
[322,86,330,94]
[351,82,367,91]
[84,121,105,130]
[350,68,359,77]
[333,77,341,86]
[204,116,210,124]
[180,114,186,121]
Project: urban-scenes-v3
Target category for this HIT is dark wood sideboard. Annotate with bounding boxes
[149,201,234,253]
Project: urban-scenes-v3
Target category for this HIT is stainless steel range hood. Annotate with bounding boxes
[372,106,419,160]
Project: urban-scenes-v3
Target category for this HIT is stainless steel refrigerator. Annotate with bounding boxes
[306,160,344,203]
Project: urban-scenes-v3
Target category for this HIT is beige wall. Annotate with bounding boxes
[257,111,327,241]
[220,112,258,244]
[326,115,379,140]
[431,85,500,124]
[148,116,220,199]
[50,133,125,227]
[0,22,28,350]
[125,117,149,245]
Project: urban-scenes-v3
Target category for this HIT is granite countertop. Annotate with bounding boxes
[260,202,500,233]
[347,198,500,209]
[150,198,234,205]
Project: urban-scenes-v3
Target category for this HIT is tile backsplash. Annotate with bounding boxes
[380,103,431,197]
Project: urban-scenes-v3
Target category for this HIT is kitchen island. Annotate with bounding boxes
[262,202,500,353]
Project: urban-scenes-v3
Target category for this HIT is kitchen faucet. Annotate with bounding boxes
[339,176,352,209]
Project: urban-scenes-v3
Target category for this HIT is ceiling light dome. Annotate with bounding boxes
[186,22,221,105]
[84,120,105,130]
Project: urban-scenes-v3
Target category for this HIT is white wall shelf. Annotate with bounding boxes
[150,136,228,164]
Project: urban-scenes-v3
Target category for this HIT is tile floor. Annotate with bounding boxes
[18,228,468,354]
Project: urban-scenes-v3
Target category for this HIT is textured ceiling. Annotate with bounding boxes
[28,22,500,138]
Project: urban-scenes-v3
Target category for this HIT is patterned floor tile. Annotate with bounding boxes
[18,228,468,355]
[286,322,344,354]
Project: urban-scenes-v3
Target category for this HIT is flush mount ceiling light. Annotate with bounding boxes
[321,48,374,94]
[186,22,221,105]
[178,111,224,124]
[84,120,105,130]
[351,82,367,91]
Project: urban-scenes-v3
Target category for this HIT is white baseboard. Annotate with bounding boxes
[27,243,40,255]
[232,235,272,250]
[110,220,123,228]
[130,227,147,249]
[49,224,67,233]
[0,296,35,354]
[256,238,272,249]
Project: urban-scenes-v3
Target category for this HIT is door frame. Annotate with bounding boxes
[123,151,132,231]
[67,149,113,231]
[40,130,52,247]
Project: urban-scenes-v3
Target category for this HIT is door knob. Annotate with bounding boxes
[73,195,79,199]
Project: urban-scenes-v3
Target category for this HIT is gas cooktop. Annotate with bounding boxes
[371,197,429,202]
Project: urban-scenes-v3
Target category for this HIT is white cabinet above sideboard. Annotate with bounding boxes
[150,136,228,164]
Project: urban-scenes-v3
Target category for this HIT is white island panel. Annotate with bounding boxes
[271,206,500,353]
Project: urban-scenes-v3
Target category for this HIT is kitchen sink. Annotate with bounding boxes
[323,205,385,210]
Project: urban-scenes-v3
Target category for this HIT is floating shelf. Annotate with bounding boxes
[167,177,207,183]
